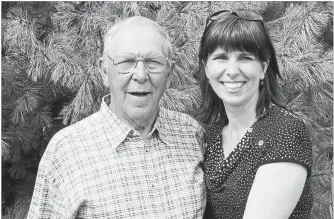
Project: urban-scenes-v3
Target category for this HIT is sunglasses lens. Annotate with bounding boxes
[211,11,231,21]
[206,10,263,28]
[206,10,230,26]
[236,11,263,21]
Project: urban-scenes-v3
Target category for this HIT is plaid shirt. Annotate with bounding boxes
[27,95,206,219]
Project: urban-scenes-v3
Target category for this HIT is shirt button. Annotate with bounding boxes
[146,149,149,152]
[152,184,155,188]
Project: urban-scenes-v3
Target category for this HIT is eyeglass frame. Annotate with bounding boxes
[107,53,175,74]
[205,10,264,28]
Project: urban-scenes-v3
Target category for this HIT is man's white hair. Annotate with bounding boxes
[102,16,173,60]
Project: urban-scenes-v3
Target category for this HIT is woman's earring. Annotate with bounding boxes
[260,79,264,86]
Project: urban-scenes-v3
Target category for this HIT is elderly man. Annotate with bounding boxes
[27,16,206,218]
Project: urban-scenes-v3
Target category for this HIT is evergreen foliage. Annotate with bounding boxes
[1,2,333,218]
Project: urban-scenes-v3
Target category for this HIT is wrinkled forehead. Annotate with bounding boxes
[104,18,167,56]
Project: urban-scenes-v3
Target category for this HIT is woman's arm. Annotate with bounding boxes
[243,162,307,219]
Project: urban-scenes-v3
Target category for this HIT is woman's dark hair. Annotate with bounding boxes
[196,14,284,126]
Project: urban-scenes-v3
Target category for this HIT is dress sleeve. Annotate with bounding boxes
[260,116,313,175]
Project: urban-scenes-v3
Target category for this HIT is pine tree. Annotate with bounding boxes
[2,2,333,218]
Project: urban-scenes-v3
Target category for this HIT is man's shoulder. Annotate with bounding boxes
[38,111,105,181]
[46,111,104,152]
[159,107,202,130]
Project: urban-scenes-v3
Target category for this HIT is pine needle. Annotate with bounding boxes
[160,86,201,116]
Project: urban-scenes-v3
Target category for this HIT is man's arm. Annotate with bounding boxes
[27,152,66,219]
[26,135,72,219]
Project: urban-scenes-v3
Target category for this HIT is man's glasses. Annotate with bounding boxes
[205,10,263,27]
[107,53,174,74]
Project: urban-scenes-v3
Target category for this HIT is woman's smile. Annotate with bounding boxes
[221,81,247,91]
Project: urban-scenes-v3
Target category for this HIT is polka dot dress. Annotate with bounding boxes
[204,104,313,219]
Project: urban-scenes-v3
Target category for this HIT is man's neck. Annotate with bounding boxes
[131,117,157,138]
[108,103,158,139]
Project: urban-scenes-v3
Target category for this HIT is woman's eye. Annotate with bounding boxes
[239,56,254,61]
[214,55,228,60]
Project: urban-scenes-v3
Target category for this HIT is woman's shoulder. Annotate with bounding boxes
[266,104,309,137]
[266,104,305,123]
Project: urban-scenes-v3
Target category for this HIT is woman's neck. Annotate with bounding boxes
[224,96,258,132]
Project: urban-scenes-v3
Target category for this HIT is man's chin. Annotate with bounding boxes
[126,107,158,121]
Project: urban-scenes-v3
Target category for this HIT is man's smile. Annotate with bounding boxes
[128,91,151,97]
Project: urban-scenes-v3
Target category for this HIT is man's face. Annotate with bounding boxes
[99,22,171,125]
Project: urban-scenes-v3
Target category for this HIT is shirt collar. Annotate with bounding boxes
[153,108,178,146]
[100,95,132,150]
[100,95,170,150]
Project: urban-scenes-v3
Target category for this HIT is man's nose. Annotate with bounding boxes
[132,60,148,82]
[225,60,239,78]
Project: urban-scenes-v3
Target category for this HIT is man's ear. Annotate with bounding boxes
[169,62,175,77]
[165,62,175,89]
[98,57,110,88]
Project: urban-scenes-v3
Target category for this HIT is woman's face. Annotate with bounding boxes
[204,48,268,108]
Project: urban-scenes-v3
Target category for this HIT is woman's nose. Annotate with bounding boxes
[225,60,239,77]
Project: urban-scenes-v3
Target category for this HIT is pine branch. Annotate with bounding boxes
[3,6,41,58]
[2,136,12,162]
[27,46,50,82]
[31,106,53,129]
[11,91,39,125]
[312,171,333,178]
[2,187,32,219]
[276,39,332,93]
[269,2,332,44]
[59,75,98,124]
[160,86,201,116]
[169,64,197,89]
[8,165,28,180]
[208,2,267,14]
[173,37,200,75]
[44,32,85,90]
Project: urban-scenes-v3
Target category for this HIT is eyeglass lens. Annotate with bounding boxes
[112,54,168,73]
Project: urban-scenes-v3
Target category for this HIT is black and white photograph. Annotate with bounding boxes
[1,1,333,219]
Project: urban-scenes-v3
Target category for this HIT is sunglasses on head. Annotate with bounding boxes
[205,10,263,27]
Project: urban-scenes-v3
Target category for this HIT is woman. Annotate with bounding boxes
[197,11,313,219]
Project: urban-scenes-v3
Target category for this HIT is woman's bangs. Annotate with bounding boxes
[206,19,266,59]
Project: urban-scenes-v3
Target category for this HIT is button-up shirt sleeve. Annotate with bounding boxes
[27,139,65,218]
[27,134,79,219]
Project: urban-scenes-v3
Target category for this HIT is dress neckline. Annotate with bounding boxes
[219,122,256,161]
